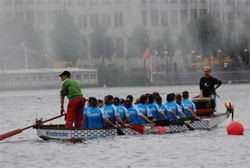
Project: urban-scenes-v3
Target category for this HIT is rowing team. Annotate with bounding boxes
[81,91,200,129]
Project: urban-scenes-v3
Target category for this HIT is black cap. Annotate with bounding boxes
[125,100,132,108]
[83,98,88,102]
[167,94,174,102]
[114,97,120,106]
[155,96,162,102]
[126,95,133,101]
[171,93,176,98]
[105,95,113,103]
[89,97,97,106]
[59,71,71,77]
[120,98,125,104]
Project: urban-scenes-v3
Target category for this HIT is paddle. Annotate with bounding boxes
[0,114,65,141]
[129,125,144,134]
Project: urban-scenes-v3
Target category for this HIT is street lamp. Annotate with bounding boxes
[218,50,221,63]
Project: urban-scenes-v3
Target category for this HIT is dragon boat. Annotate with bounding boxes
[35,113,231,141]
[34,98,233,141]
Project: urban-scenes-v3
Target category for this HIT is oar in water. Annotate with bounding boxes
[0,114,65,141]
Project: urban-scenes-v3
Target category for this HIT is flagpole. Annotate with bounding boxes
[24,40,27,69]
[150,52,153,82]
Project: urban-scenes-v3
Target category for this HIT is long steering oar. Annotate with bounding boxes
[0,114,65,141]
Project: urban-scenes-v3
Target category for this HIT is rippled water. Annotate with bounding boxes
[0,84,250,168]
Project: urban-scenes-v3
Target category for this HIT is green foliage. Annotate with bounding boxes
[90,26,115,62]
[50,9,84,65]
[96,64,150,87]
[128,25,150,58]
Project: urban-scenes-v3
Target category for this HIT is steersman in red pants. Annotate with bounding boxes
[59,71,84,128]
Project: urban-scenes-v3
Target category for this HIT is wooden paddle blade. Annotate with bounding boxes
[129,125,144,134]
[154,126,167,133]
[0,129,23,141]
[117,129,125,135]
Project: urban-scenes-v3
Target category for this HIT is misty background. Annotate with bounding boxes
[0,0,249,87]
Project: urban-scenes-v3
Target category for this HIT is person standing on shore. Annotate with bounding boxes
[199,66,222,112]
[59,71,85,128]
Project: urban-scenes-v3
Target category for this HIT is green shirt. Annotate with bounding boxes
[60,78,83,101]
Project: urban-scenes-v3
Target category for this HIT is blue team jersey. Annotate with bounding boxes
[115,105,129,122]
[182,99,196,117]
[82,106,91,128]
[136,103,152,125]
[147,103,159,120]
[177,102,185,119]
[157,104,169,121]
[103,104,117,127]
[164,101,180,121]
[126,106,140,125]
[86,107,106,128]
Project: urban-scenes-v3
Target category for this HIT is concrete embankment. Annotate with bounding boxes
[152,71,250,85]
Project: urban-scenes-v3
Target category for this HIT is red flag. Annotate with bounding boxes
[142,48,149,60]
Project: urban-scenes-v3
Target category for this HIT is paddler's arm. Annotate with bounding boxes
[139,114,153,123]
[199,90,203,98]
[115,115,129,128]
[125,116,130,124]
[159,110,167,120]
[60,96,65,115]
[186,107,200,120]
[103,118,119,129]
[169,110,177,120]
[179,110,186,118]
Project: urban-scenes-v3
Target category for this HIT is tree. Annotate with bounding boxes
[90,26,114,64]
[128,25,150,58]
[1,19,45,69]
[50,8,84,66]
[195,14,221,65]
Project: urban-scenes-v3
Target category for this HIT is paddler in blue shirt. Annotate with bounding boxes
[182,91,200,119]
[147,94,167,120]
[125,100,151,125]
[114,97,130,124]
[154,96,168,121]
[163,94,178,121]
[136,95,156,125]
[103,95,129,128]
[85,97,118,129]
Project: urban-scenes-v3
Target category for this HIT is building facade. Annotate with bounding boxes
[1,0,249,71]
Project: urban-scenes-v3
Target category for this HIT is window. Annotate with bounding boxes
[114,13,123,27]
[37,11,45,24]
[226,0,235,6]
[161,10,168,27]
[200,0,207,6]
[141,0,146,7]
[27,11,34,24]
[4,12,13,20]
[16,12,23,21]
[190,0,198,7]
[4,0,12,5]
[115,38,124,57]
[68,0,73,6]
[15,0,23,5]
[49,10,61,24]
[227,12,235,20]
[180,9,188,25]
[200,9,207,16]
[90,0,98,5]
[102,0,111,4]
[170,9,178,26]
[214,0,220,7]
[78,0,87,6]
[26,0,34,4]
[90,14,99,28]
[102,13,111,27]
[180,0,188,7]
[141,10,147,26]
[170,0,178,6]
[79,14,87,28]
[190,9,198,21]
[151,10,158,27]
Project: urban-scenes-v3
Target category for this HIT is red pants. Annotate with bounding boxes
[66,98,84,128]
